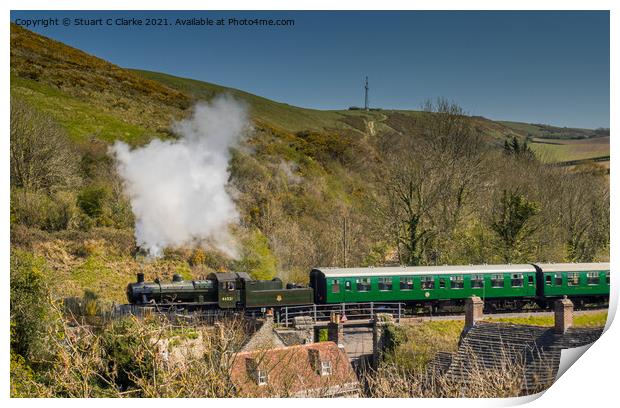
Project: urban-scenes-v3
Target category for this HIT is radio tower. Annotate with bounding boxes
[364,76,369,111]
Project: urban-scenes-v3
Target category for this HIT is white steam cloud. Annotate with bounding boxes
[111,95,248,258]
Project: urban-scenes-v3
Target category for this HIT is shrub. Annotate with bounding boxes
[12,189,80,231]
[77,184,110,219]
[101,319,156,391]
[10,249,53,361]
[236,229,278,280]
[10,97,81,191]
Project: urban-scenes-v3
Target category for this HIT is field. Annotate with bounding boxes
[530,136,609,163]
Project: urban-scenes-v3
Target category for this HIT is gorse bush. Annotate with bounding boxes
[10,249,54,361]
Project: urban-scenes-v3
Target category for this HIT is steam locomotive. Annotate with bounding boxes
[126,262,610,311]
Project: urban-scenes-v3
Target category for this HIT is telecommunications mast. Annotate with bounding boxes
[364,76,369,111]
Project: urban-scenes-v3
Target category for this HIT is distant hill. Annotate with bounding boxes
[498,121,609,140]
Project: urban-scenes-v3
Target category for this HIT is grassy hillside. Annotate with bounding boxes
[499,121,608,140]
[530,136,610,163]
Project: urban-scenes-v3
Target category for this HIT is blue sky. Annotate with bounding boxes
[11,10,610,129]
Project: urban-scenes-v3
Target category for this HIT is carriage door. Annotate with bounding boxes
[344,279,353,302]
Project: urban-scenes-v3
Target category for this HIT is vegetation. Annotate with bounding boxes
[9,24,610,397]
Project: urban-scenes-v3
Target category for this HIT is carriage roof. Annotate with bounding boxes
[311,264,537,278]
[536,263,610,272]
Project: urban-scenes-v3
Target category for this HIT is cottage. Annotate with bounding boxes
[434,296,604,395]
[230,341,359,397]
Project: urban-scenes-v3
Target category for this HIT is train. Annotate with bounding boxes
[126,262,609,312]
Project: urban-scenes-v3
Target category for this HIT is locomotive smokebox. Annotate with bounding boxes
[137,272,145,283]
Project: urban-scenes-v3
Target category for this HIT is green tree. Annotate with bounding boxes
[236,229,278,280]
[490,190,540,262]
[10,250,54,361]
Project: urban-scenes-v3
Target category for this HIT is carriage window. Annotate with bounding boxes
[450,276,464,289]
[511,273,524,288]
[491,274,504,288]
[555,274,563,286]
[567,273,580,286]
[345,281,352,291]
[399,277,413,290]
[379,277,393,291]
[606,272,610,285]
[356,278,371,292]
[587,272,600,285]
[439,278,446,289]
[471,274,484,288]
[545,275,552,285]
[421,276,434,290]
[226,281,235,291]
[332,279,340,293]
[528,275,534,286]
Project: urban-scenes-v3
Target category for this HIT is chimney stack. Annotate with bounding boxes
[328,313,344,348]
[464,296,484,331]
[554,296,574,334]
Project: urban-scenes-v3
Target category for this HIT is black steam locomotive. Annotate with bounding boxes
[126,272,313,310]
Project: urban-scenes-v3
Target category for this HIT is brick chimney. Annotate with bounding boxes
[327,313,344,348]
[554,296,574,334]
[464,296,484,331]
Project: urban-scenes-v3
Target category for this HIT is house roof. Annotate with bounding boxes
[230,341,359,397]
[311,264,537,278]
[439,322,604,395]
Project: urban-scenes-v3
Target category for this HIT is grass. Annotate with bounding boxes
[530,137,609,163]
[11,75,153,144]
[133,69,360,133]
[389,320,463,371]
[487,310,608,328]
[499,121,601,140]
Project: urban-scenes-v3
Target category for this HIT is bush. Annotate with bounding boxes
[11,188,81,232]
[77,184,110,219]
[101,319,156,391]
[10,97,81,191]
[10,249,54,361]
[236,229,278,280]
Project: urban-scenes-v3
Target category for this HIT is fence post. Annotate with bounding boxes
[370,302,374,319]
[313,304,317,323]
[341,303,345,317]
[285,307,288,328]
[398,303,402,322]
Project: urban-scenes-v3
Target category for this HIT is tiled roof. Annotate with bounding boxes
[230,341,359,397]
[443,322,603,394]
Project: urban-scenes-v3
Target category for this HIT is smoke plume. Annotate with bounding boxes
[111,95,248,258]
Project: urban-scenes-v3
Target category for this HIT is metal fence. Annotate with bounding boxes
[277,302,405,327]
[107,303,259,325]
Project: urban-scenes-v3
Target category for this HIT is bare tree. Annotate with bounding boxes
[10,97,80,192]
[377,99,487,265]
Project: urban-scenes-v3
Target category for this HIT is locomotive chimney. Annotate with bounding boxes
[137,272,145,283]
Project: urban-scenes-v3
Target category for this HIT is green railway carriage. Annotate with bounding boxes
[309,264,538,308]
[535,263,610,305]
